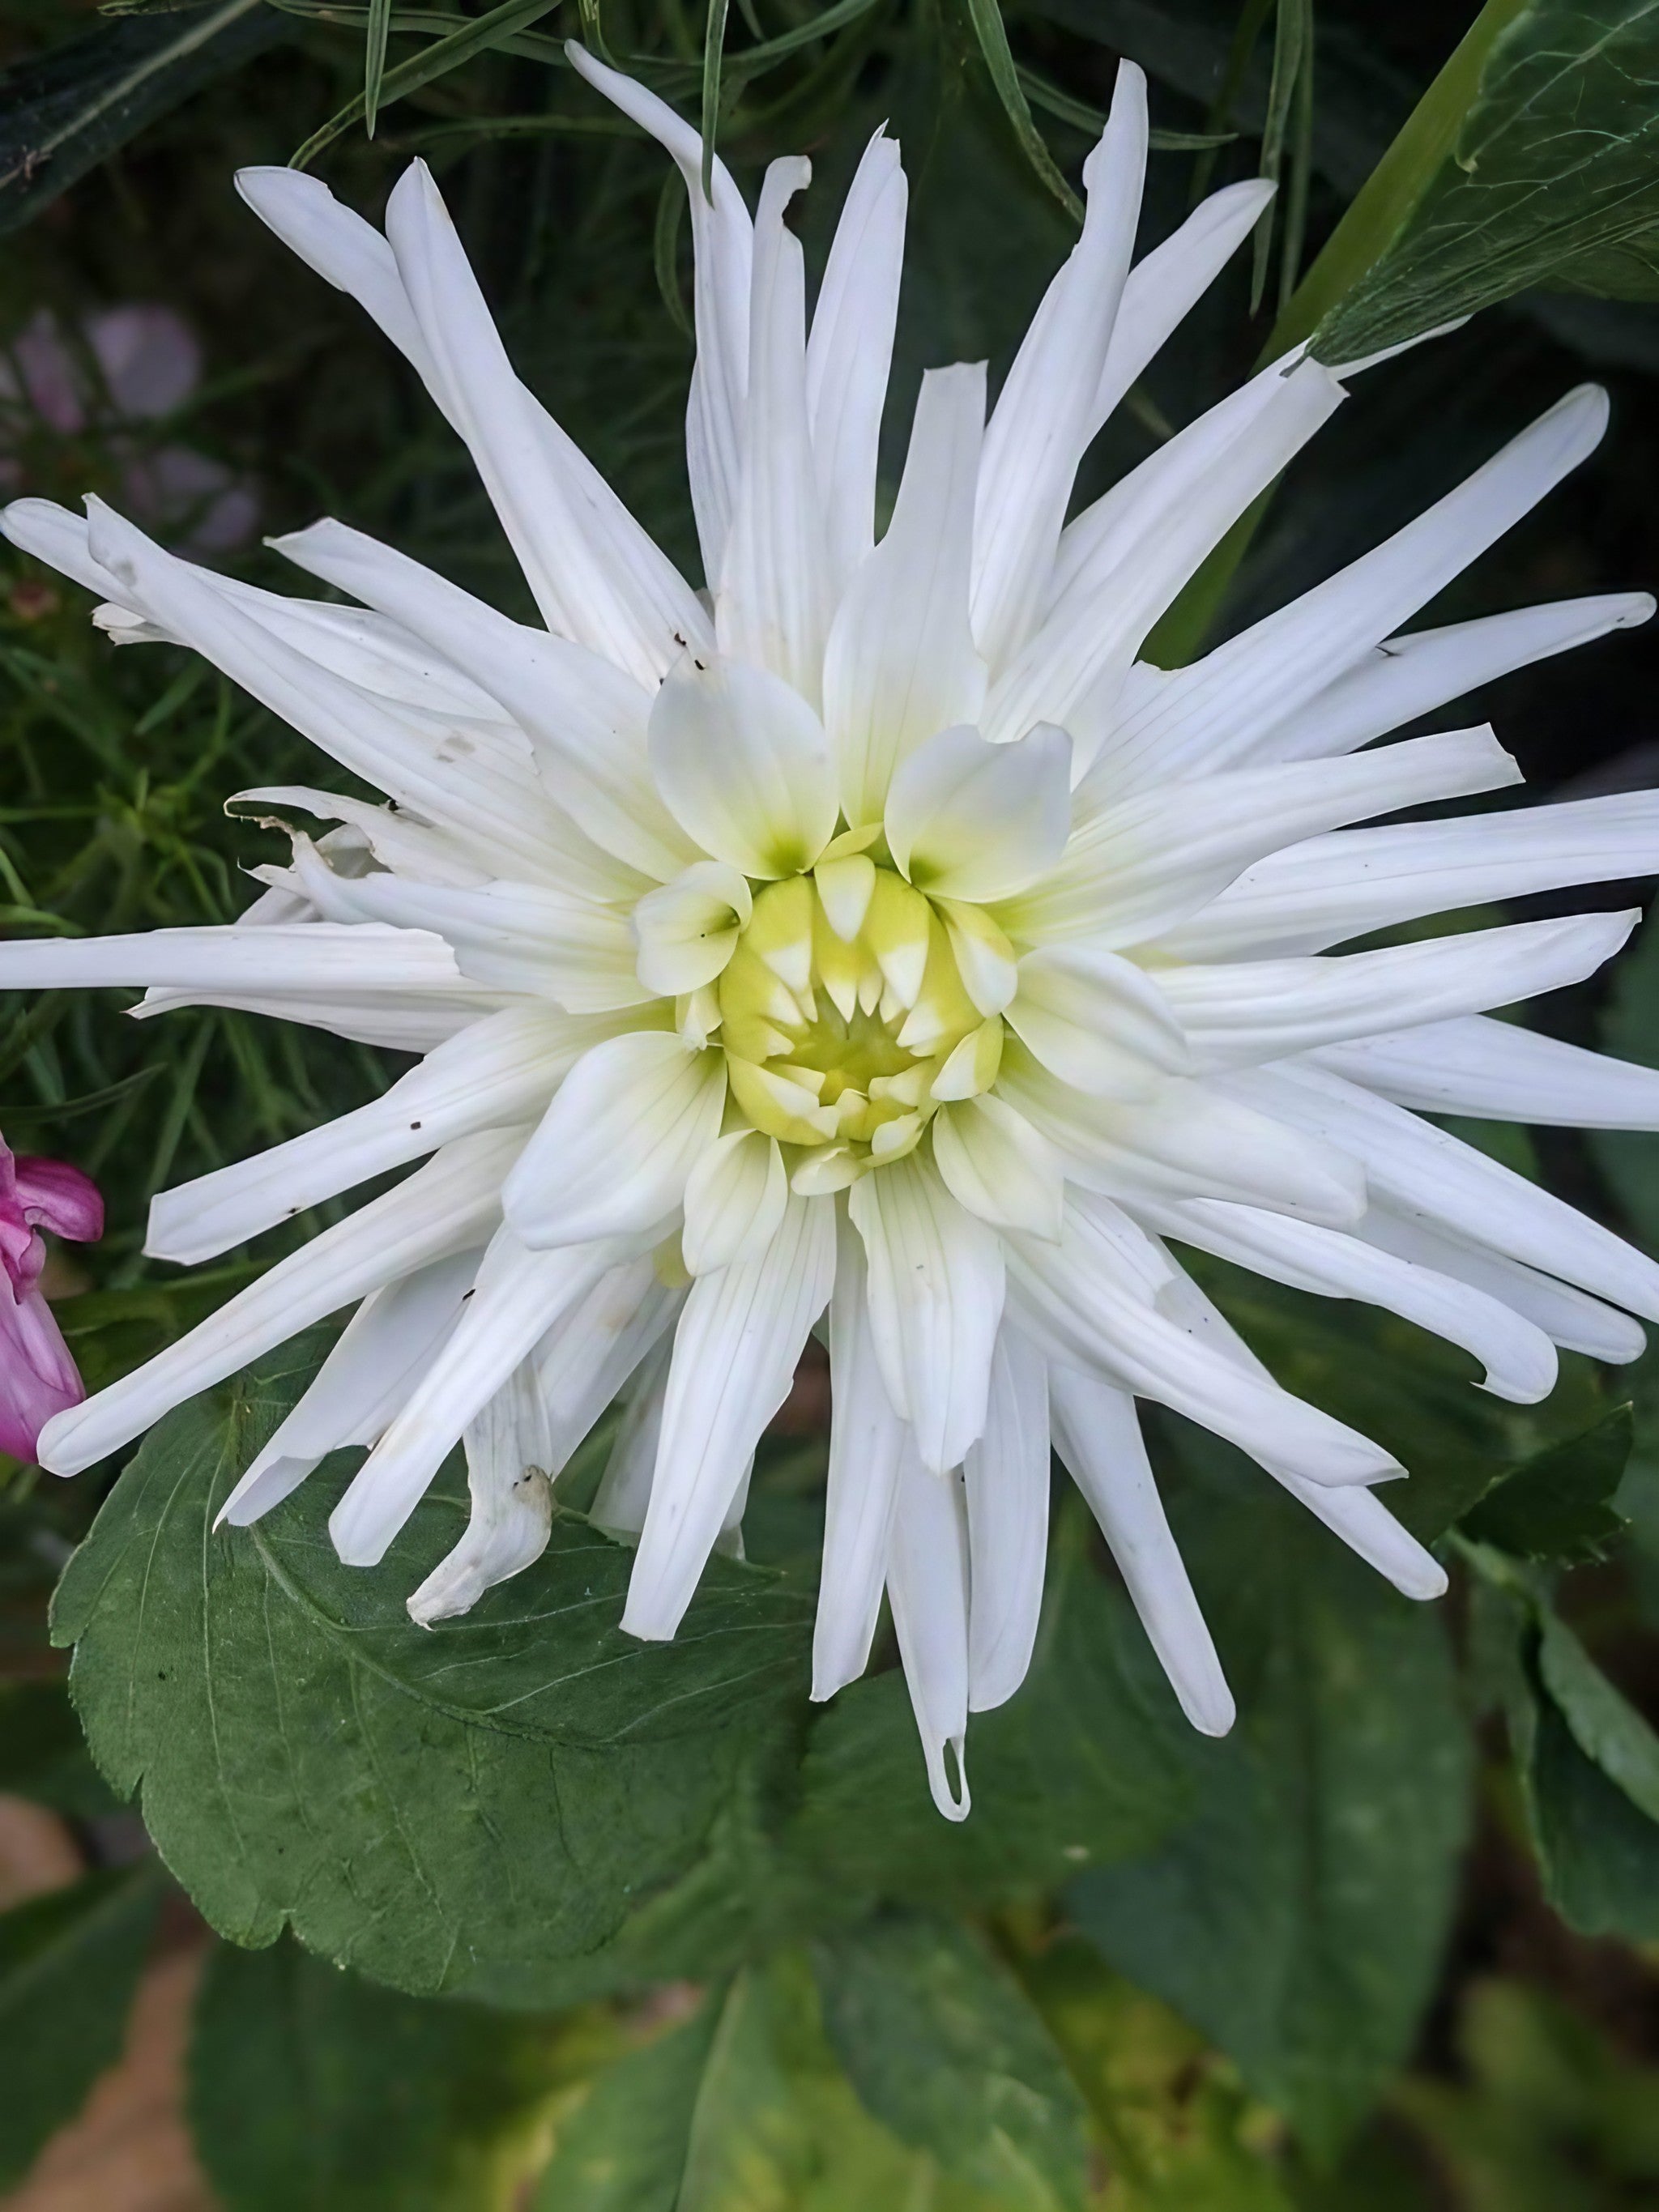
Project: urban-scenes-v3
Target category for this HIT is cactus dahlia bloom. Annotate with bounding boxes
[6,50,1659,1818]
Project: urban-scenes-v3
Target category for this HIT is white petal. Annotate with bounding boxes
[406,1366,555,1625]
[279,846,648,1010]
[885,722,1071,902]
[1162,911,1637,1068]
[633,861,753,996]
[272,517,694,883]
[1147,1264,1448,1600]
[1098,383,1610,789]
[1354,1208,1646,1364]
[1006,1192,1399,1487]
[80,500,571,882]
[1229,1060,1659,1322]
[1021,723,1520,948]
[1086,177,1274,442]
[1002,944,1189,1097]
[147,1002,591,1265]
[1313,1016,1659,1129]
[993,355,1342,765]
[233,783,493,889]
[932,1094,1064,1239]
[681,1130,788,1275]
[0,919,456,997]
[964,1323,1051,1711]
[1156,1197,1558,1404]
[502,1031,726,1249]
[822,362,987,827]
[1049,1365,1233,1734]
[1249,592,1654,766]
[568,43,752,582]
[216,1248,481,1527]
[971,62,1147,672]
[382,160,702,684]
[591,1333,674,1539]
[130,980,503,1055]
[1000,1050,1366,1225]
[1165,791,1659,960]
[623,1191,836,1636]
[886,1453,972,1821]
[716,158,830,703]
[814,1210,907,1699]
[37,1131,520,1477]
[807,126,906,590]
[2,497,513,728]
[847,1153,1006,1472]
[330,1225,628,1564]
[534,1255,681,1474]
[647,650,837,877]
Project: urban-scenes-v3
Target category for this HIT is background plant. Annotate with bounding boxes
[3,3,1659,2207]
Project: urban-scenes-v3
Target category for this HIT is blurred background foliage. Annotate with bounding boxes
[2,2,1659,2207]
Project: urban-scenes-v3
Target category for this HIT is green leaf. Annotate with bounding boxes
[0,0,284,236]
[50,1336,817,2003]
[0,1681,116,1818]
[0,1862,165,2189]
[291,0,565,169]
[190,1937,565,2210]
[1304,0,1659,364]
[364,0,393,135]
[962,0,1084,224]
[700,0,730,204]
[788,1516,1191,1908]
[530,1994,722,2211]
[812,1911,1092,2210]
[1535,1609,1659,1826]
[1069,1431,1473,2159]
[1462,1410,1632,1564]
[1515,1652,1659,1941]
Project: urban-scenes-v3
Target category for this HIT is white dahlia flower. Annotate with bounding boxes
[6,49,1659,1818]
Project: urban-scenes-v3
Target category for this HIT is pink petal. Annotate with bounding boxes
[0,1282,83,1460]
[85,305,201,420]
[14,1156,104,1243]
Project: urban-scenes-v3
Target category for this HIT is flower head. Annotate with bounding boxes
[4,51,1659,1815]
[0,1135,101,1462]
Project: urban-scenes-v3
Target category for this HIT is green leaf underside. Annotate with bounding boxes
[50,1333,818,2001]
[1313,0,1659,363]
[1069,1430,1473,2160]
[190,1937,567,2210]
[1463,1410,1633,1564]
[0,1862,165,2189]
[812,1911,1094,2210]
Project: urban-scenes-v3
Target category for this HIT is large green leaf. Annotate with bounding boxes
[528,1993,723,2212]
[189,1937,567,2210]
[0,1,285,236]
[0,1861,165,2189]
[50,1335,817,2003]
[812,1911,1093,2210]
[1307,1,1659,363]
[1068,1431,1473,2159]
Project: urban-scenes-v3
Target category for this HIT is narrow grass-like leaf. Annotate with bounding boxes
[701,0,729,204]
[290,0,565,169]
[963,0,1083,225]
[364,0,393,136]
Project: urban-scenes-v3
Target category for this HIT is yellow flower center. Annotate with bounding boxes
[712,864,1004,1174]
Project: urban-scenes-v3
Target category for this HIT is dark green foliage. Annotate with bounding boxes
[1070,1431,1474,2159]
[189,1937,567,2210]
[812,1910,1093,2208]
[0,1860,164,2188]
[1463,1410,1634,1565]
